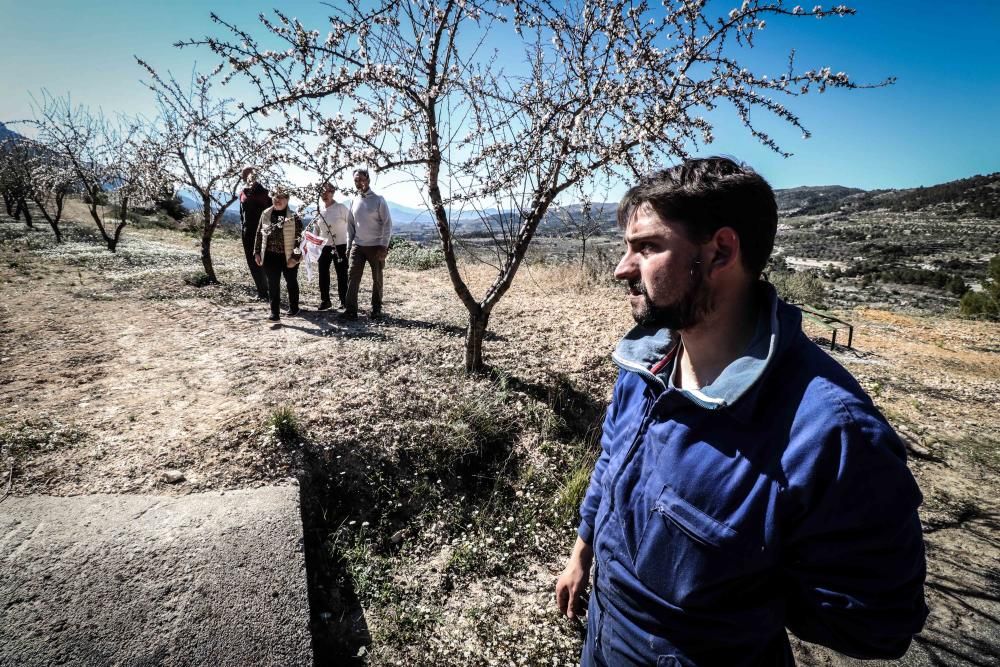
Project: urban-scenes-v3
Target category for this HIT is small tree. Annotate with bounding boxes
[0,137,34,227]
[26,148,76,243]
[138,61,284,282]
[190,0,886,372]
[551,195,611,268]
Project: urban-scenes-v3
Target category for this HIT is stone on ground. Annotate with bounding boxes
[0,485,312,667]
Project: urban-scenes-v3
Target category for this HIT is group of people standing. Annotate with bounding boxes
[238,167,393,324]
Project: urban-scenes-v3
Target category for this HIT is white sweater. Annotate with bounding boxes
[349,191,393,247]
[312,201,353,246]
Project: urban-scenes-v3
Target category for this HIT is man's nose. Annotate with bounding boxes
[613,250,637,282]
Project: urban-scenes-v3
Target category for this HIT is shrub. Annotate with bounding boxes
[105,204,144,225]
[769,270,827,308]
[959,291,999,320]
[388,237,445,270]
[183,271,213,287]
[153,191,188,221]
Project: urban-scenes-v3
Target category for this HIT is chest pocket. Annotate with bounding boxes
[633,485,755,605]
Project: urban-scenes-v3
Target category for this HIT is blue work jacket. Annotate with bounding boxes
[579,286,927,666]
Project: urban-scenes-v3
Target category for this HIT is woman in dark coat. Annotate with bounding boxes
[239,167,272,299]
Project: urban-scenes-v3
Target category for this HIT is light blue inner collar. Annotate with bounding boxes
[612,288,780,410]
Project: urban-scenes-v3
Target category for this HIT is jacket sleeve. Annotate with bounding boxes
[781,395,928,659]
[254,210,266,255]
[347,204,356,248]
[379,196,392,246]
[577,370,626,546]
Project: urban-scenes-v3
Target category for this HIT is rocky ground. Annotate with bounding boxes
[1,203,997,665]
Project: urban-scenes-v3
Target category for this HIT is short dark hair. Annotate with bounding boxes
[353,168,370,178]
[617,156,777,277]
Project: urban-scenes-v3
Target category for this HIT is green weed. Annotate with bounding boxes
[267,406,302,445]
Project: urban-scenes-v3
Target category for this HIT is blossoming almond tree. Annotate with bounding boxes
[25,150,75,243]
[138,61,285,283]
[0,137,34,227]
[31,93,160,252]
[185,0,887,372]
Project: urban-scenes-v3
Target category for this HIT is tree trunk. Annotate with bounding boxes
[87,196,115,250]
[201,231,218,283]
[17,199,32,227]
[54,192,65,225]
[107,198,129,253]
[199,201,223,284]
[49,219,63,243]
[465,307,491,374]
[32,196,62,243]
[109,220,127,253]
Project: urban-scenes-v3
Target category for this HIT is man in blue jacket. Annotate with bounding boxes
[555,157,927,666]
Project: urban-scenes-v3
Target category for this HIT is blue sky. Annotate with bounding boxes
[2,1,997,206]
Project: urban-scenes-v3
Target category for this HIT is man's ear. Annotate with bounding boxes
[706,227,741,276]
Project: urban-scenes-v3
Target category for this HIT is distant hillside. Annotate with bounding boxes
[783,173,1000,219]
[0,122,22,142]
[775,185,866,214]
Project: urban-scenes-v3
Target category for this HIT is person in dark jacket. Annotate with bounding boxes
[555,157,927,666]
[240,167,272,300]
[253,186,303,323]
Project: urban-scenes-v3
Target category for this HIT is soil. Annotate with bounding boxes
[1,203,997,665]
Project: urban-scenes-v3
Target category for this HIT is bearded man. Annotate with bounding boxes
[555,157,927,666]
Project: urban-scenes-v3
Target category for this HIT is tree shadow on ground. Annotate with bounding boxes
[501,371,607,445]
[906,511,1000,667]
[274,310,506,343]
[370,313,506,341]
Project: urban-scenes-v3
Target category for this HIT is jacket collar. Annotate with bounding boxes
[612,282,799,421]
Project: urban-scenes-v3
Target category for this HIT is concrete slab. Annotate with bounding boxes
[0,486,312,667]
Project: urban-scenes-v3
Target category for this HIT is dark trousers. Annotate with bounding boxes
[263,252,299,318]
[318,244,348,306]
[242,230,269,298]
[345,245,385,315]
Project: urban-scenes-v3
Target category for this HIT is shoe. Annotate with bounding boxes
[339,311,358,321]
[267,314,280,322]
[317,301,333,311]
[287,307,301,317]
[370,310,383,320]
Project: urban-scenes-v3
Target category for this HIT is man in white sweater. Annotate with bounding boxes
[344,168,393,320]
[313,183,353,310]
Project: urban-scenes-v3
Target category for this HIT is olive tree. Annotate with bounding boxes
[185,0,885,372]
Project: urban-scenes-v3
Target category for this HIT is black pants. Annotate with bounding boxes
[263,252,299,318]
[318,244,349,306]
[242,229,269,298]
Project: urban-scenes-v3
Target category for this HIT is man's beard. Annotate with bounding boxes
[629,260,712,330]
